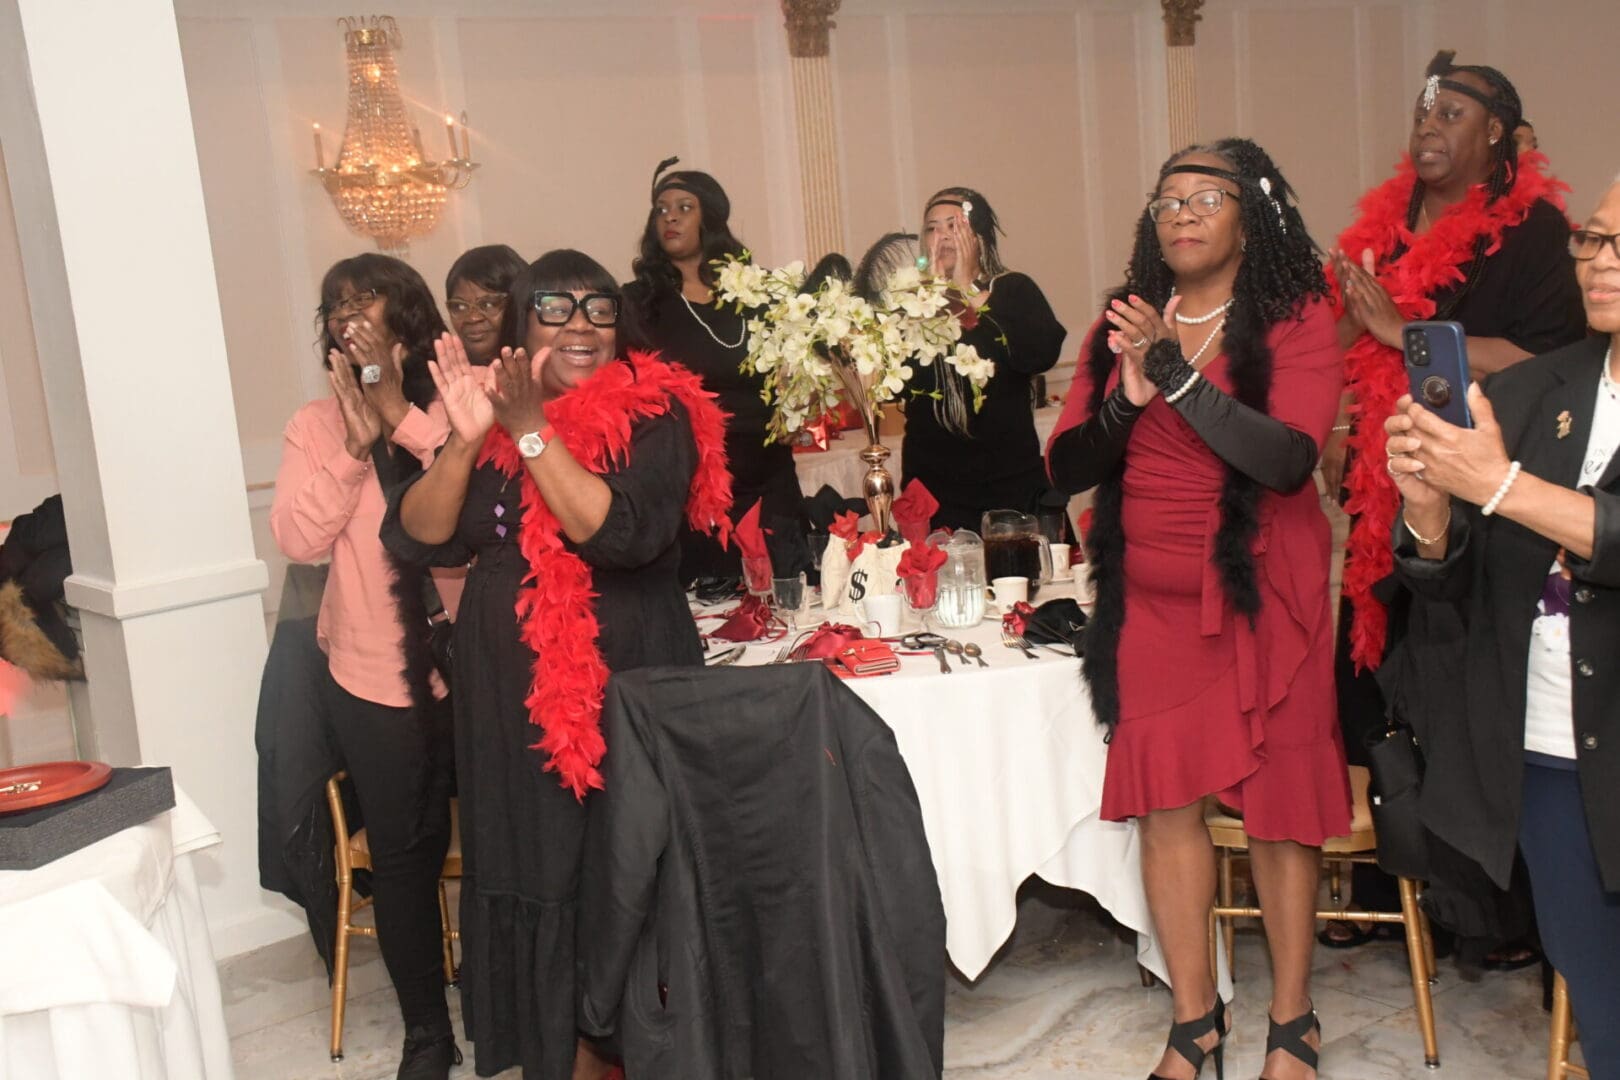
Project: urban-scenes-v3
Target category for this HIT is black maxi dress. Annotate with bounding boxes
[381,403,704,1079]
[900,271,1066,533]
[626,281,803,582]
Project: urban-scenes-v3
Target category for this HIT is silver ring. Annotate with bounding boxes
[1131,336,1149,349]
[361,364,382,385]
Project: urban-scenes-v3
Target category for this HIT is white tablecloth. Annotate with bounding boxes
[0,786,233,1079]
[717,609,1178,984]
[793,409,1065,499]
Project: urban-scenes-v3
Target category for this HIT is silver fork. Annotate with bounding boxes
[1001,629,1039,660]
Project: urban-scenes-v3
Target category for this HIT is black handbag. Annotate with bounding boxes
[1022,597,1087,654]
[1363,721,1429,879]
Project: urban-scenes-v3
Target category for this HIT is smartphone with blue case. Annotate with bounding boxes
[1403,320,1473,428]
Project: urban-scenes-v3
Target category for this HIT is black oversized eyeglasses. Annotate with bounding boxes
[446,296,507,318]
[531,291,620,327]
[1146,188,1238,224]
[1570,229,1620,262]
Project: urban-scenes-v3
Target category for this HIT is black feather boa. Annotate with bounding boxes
[376,444,442,716]
[1080,290,1273,732]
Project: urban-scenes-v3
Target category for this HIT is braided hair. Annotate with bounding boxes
[1116,138,1327,336]
[1399,50,1525,316]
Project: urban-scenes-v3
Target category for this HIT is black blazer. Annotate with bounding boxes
[1394,334,1620,891]
[578,663,946,1080]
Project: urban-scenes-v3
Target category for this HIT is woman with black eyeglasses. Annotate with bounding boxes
[1383,179,1620,1078]
[445,244,526,366]
[1048,139,1346,1080]
[382,250,732,1080]
[269,253,462,1078]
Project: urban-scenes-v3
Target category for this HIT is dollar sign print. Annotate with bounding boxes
[849,569,868,602]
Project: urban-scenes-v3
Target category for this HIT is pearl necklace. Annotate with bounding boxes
[1185,315,1228,368]
[681,291,746,350]
[1173,296,1233,325]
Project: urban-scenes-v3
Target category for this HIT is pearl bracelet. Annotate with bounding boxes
[1163,370,1201,404]
[1481,460,1522,517]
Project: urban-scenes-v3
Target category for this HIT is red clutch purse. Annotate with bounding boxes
[835,638,900,677]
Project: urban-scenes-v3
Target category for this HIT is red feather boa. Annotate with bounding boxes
[477,352,733,798]
[1330,152,1569,670]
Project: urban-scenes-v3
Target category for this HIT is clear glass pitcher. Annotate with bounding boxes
[933,528,986,628]
[980,510,1054,594]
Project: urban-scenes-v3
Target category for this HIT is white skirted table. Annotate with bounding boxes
[719,610,1183,985]
[0,786,234,1079]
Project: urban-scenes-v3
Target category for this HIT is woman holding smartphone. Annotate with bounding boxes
[1382,177,1620,1076]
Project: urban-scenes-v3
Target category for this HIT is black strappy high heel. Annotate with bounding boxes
[1260,1007,1320,1079]
[1149,994,1227,1080]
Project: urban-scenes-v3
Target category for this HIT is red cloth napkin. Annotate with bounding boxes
[896,542,947,609]
[1076,508,1094,561]
[710,595,776,642]
[732,498,768,559]
[891,480,939,546]
[1000,600,1037,636]
[829,510,881,558]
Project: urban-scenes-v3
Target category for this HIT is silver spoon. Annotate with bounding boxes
[962,642,989,668]
[944,640,971,668]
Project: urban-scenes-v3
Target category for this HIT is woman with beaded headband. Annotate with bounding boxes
[1320,51,1584,960]
[901,186,1066,532]
[625,157,805,584]
[1048,139,1348,1080]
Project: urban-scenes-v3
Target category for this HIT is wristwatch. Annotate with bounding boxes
[516,425,553,459]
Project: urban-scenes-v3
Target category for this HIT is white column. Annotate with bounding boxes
[0,0,295,954]
[1162,0,1206,147]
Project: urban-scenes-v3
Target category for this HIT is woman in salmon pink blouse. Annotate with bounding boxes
[269,253,463,1079]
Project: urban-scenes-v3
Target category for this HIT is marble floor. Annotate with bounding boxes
[224,881,1569,1079]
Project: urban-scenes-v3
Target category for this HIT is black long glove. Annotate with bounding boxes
[1143,341,1319,492]
[1047,388,1144,494]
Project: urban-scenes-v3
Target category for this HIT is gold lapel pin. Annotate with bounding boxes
[1557,410,1572,439]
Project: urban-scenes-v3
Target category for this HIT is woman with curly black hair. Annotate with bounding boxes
[1047,139,1349,1080]
[624,159,802,582]
[902,186,1066,531]
[270,252,462,1078]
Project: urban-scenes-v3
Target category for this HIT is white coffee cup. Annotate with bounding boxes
[987,576,1029,611]
[860,593,903,637]
[1048,543,1072,580]
[1073,564,1097,607]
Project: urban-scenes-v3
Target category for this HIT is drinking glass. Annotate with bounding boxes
[772,574,806,632]
[741,555,774,599]
[901,573,938,633]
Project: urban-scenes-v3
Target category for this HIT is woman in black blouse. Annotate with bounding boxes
[382,249,731,1080]
[1323,51,1585,958]
[625,160,802,582]
[902,187,1066,532]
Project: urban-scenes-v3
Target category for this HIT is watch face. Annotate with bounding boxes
[518,432,545,458]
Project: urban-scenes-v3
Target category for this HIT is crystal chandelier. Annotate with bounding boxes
[310,16,476,252]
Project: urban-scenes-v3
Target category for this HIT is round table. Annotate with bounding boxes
[701,601,1170,984]
[0,787,233,1078]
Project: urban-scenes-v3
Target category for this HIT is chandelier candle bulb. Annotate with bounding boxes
[312,123,324,170]
[444,114,457,160]
[459,110,471,161]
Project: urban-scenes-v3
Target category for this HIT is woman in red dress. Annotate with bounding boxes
[1048,138,1350,1080]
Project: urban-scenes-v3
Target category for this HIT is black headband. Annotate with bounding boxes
[1423,75,1517,125]
[1162,163,1241,185]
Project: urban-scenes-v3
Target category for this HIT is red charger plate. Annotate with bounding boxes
[0,761,114,814]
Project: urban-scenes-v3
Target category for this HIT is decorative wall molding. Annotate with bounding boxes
[1161,0,1205,47]
[781,0,841,59]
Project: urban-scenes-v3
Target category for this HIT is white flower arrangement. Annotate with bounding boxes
[711,253,994,444]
